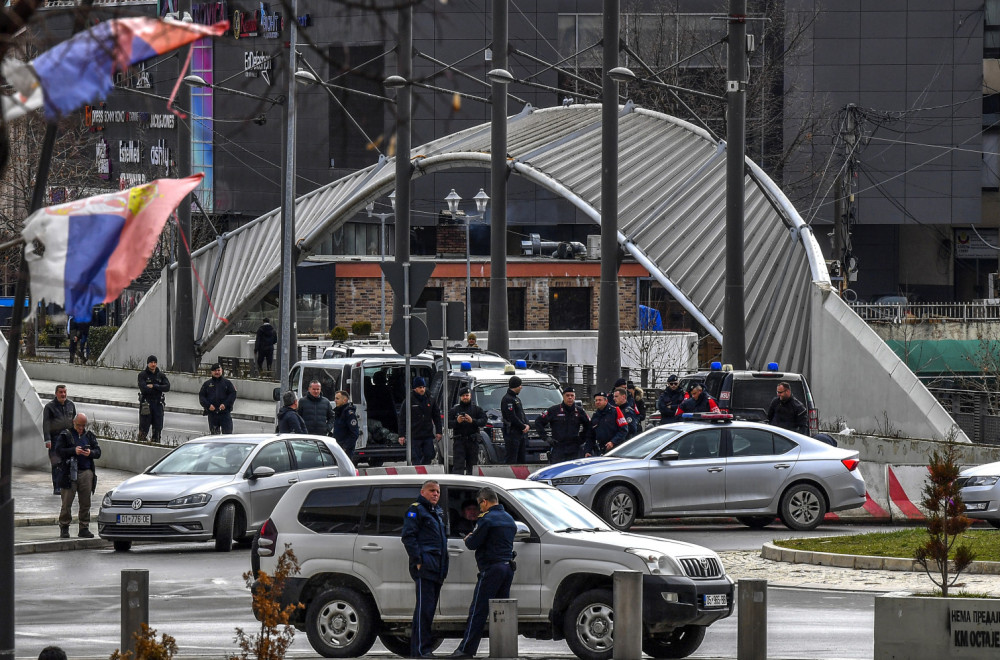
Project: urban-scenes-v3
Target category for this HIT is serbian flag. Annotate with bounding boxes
[21,174,203,322]
[2,17,228,121]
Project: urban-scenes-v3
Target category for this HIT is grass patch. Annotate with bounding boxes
[774,529,1000,562]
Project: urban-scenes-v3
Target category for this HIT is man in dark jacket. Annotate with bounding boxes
[767,381,810,435]
[43,384,76,494]
[448,387,487,475]
[199,363,238,434]
[657,375,685,424]
[398,377,442,465]
[55,413,101,539]
[401,480,448,659]
[254,318,277,372]
[585,392,628,456]
[332,390,360,458]
[138,355,170,443]
[676,384,720,416]
[298,380,335,436]
[535,387,590,464]
[613,388,639,439]
[501,376,530,464]
[451,486,517,659]
[277,391,307,433]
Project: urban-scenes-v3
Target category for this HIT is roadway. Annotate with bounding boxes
[75,401,273,445]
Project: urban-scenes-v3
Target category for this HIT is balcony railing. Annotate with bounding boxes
[849,302,1000,323]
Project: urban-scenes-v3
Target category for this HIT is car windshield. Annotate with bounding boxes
[149,442,254,475]
[475,382,563,411]
[508,487,610,532]
[605,428,679,459]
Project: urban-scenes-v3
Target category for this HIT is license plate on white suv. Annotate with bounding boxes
[117,514,151,526]
[704,594,728,608]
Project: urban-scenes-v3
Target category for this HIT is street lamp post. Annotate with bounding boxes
[366,191,395,337]
[444,188,489,336]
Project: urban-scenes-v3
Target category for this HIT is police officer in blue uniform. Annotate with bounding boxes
[401,480,449,658]
[450,486,517,659]
[535,387,590,463]
[584,391,628,456]
[331,390,360,459]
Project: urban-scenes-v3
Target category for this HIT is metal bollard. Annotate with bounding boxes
[737,578,767,660]
[489,598,517,659]
[613,570,642,660]
[120,569,149,656]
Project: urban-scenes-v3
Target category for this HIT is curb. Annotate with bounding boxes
[761,541,1000,575]
[39,393,275,423]
[15,516,60,527]
[15,537,111,555]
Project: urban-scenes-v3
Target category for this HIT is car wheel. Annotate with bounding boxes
[305,587,377,658]
[564,588,614,660]
[779,484,826,531]
[477,441,492,466]
[990,520,1000,530]
[113,540,132,552]
[214,502,236,552]
[736,516,774,530]
[597,485,637,531]
[642,625,707,658]
[378,633,442,657]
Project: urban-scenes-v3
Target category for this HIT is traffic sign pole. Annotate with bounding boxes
[404,262,412,466]
[441,303,449,470]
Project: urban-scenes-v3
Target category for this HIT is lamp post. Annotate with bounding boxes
[444,188,489,336]
[365,191,395,337]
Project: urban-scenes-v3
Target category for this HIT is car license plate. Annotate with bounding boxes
[704,594,727,608]
[117,514,151,526]
[539,452,547,462]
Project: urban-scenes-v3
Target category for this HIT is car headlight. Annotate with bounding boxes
[102,491,113,508]
[963,476,1000,488]
[626,548,678,576]
[167,493,212,509]
[551,475,589,486]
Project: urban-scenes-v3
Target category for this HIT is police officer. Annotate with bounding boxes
[613,388,639,439]
[448,387,487,475]
[584,392,627,456]
[676,383,720,416]
[450,486,517,659]
[402,480,449,659]
[767,381,809,435]
[332,390,360,459]
[657,375,685,424]
[199,363,237,434]
[501,376,530,464]
[535,387,590,463]
[398,377,442,465]
[137,355,170,443]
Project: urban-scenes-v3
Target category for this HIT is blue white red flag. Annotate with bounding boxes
[21,174,203,321]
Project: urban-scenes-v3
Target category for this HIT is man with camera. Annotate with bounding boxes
[448,387,487,474]
[55,413,101,539]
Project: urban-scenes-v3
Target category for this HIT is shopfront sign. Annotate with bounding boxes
[85,106,176,130]
[119,172,147,189]
[233,3,283,39]
[119,140,142,165]
[244,50,272,84]
[955,228,1000,259]
[150,139,171,174]
[192,1,228,25]
[96,137,111,180]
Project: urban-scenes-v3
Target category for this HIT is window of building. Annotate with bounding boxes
[298,294,330,334]
[331,222,393,256]
[549,287,591,330]
[415,287,443,311]
[470,288,525,331]
[190,38,214,212]
[987,0,1000,58]
[328,44,385,170]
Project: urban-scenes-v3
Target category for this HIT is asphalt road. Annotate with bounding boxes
[76,401,273,444]
[14,541,874,660]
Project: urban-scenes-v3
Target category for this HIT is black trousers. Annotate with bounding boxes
[549,442,581,464]
[411,577,442,657]
[452,434,478,474]
[139,401,165,442]
[207,411,233,434]
[412,436,435,465]
[256,348,274,371]
[503,430,526,464]
[456,562,515,655]
[336,436,356,460]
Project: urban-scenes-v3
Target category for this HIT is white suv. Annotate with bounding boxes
[252,475,733,660]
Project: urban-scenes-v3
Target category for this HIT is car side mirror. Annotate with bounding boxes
[249,465,276,480]
[272,387,281,402]
[655,449,679,461]
[514,521,531,541]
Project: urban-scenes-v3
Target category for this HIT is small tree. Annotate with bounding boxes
[351,320,372,337]
[329,326,349,341]
[914,441,975,597]
[110,623,178,660]
[230,545,302,660]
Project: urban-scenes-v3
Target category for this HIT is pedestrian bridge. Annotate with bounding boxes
[101,103,964,441]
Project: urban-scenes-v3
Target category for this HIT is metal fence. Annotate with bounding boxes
[849,301,1000,323]
[926,387,1000,445]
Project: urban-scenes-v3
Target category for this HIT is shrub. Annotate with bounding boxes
[351,320,372,337]
[86,325,119,360]
[110,623,177,660]
[231,545,302,660]
[329,326,349,341]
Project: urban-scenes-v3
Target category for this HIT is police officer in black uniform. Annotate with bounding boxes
[584,391,628,456]
[198,363,237,434]
[450,486,517,659]
[332,390,360,459]
[448,387,487,475]
[613,388,639,439]
[535,387,590,464]
[398,377,443,465]
[501,376,530,464]
[137,355,170,443]
[657,375,685,424]
[401,480,449,659]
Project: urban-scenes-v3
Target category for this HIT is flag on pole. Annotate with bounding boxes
[21,174,203,321]
[2,17,228,121]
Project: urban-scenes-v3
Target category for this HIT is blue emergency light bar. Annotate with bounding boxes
[460,361,472,371]
[514,360,527,369]
[710,361,722,370]
[680,412,733,421]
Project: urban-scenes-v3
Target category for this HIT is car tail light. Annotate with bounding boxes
[808,408,819,432]
[841,458,859,472]
[258,518,278,557]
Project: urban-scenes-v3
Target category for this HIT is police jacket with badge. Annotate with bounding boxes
[586,404,627,454]
[448,400,487,437]
[464,504,517,571]
[535,402,590,448]
[657,387,685,421]
[501,389,528,436]
[677,391,720,415]
[199,376,237,414]
[138,367,170,402]
[55,427,101,491]
[618,403,639,438]
[333,403,360,443]
[398,391,442,439]
[401,494,449,583]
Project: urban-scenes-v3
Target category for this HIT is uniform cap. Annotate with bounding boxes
[593,391,608,399]
[459,387,471,395]
[563,386,575,394]
[667,374,679,383]
[509,376,522,388]
[210,363,221,371]
[612,378,627,388]
[626,380,635,389]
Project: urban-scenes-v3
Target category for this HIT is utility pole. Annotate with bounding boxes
[395,6,413,463]
[277,0,299,383]
[488,0,510,359]
[172,0,196,373]
[723,0,748,369]
[596,0,621,390]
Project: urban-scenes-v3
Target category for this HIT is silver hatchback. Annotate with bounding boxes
[98,434,352,552]
[529,419,866,531]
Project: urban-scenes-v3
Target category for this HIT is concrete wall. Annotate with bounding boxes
[99,438,170,473]
[872,319,1000,343]
[99,276,168,368]
[810,283,969,442]
[838,433,1000,466]
[2,337,50,470]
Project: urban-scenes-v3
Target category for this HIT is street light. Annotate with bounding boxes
[444,188,489,336]
[366,190,395,337]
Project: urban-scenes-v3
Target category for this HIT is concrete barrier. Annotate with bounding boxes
[100,439,170,473]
